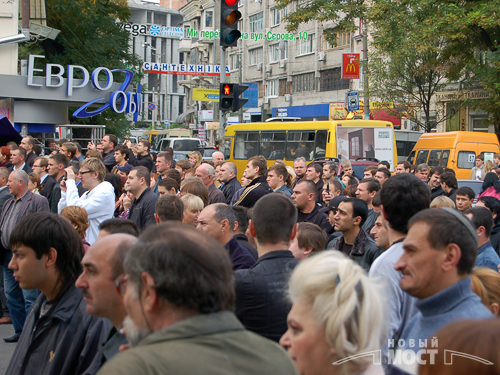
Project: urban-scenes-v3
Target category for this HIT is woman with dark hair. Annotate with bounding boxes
[105,173,123,202]
[478,172,500,200]
[0,146,12,168]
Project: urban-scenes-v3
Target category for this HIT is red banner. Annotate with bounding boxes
[342,53,360,79]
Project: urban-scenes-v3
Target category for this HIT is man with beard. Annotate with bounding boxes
[97,223,297,375]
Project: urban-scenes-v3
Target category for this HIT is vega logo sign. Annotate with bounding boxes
[119,23,184,38]
[27,55,142,120]
[342,53,360,79]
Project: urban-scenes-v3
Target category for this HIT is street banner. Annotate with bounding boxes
[342,53,360,79]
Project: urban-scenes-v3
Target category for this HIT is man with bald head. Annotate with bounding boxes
[195,163,226,205]
[219,162,241,204]
[76,233,137,363]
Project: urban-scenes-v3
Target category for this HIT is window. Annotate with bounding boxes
[234,132,259,159]
[298,33,315,55]
[415,150,429,165]
[230,54,240,71]
[270,7,287,26]
[324,32,352,49]
[249,48,263,65]
[270,42,288,62]
[250,12,264,33]
[178,96,184,114]
[293,72,316,93]
[261,132,286,159]
[205,10,213,28]
[286,131,316,161]
[440,150,450,167]
[266,79,279,97]
[320,68,349,91]
[427,149,442,167]
[279,79,291,96]
[457,151,476,169]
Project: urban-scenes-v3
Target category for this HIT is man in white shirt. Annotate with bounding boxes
[58,158,115,244]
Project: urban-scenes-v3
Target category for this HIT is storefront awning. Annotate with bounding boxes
[0,116,22,145]
[370,108,401,126]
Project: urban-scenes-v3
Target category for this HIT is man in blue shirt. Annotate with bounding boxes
[395,208,492,351]
[465,206,500,271]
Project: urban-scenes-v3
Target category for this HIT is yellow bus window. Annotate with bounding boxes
[261,131,286,160]
[234,132,259,159]
[415,150,429,165]
[427,150,442,167]
[287,131,315,161]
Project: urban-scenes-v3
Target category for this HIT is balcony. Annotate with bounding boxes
[178,38,192,53]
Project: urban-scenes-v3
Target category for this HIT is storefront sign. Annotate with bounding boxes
[119,23,184,38]
[27,55,142,120]
[342,53,360,79]
[193,89,219,102]
[143,62,230,76]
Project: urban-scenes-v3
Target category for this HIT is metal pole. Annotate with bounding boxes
[238,53,243,123]
[362,23,370,120]
[219,46,226,147]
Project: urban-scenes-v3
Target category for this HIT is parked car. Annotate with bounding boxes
[156,137,203,156]
[196,146,219,161]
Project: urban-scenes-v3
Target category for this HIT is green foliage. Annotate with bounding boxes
[20,0,143,136]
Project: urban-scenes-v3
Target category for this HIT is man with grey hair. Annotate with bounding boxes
[415,163,429,182]
[197,203,255,270]
[97,224,297,375]
[196,163,225,205]
[0,170,49,342]
[219,162,241,204]
[212,151,225,165]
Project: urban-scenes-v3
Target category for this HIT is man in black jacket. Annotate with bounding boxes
[234,194,299,343]
[47,154,69,213]
[219,162,241,204]
[329,198,383,271]
[127,140,154,172]
[232,206,258,260]
[88,134,118,172]
[126,166,158,231]
[233,155,271,208]
[292,180,332,234]
[33,157,56,202]
[5,213,111,375]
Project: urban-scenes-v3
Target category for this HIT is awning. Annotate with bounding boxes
[175,110,195,123]
[0,116,22,145]
[370,108,401,126]
[245,107,261,114]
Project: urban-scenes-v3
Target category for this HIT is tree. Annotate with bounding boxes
[20,0,142,138]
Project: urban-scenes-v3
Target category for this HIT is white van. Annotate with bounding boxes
[157,137,202,156]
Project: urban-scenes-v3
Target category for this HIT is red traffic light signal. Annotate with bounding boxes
[219,83,249,112]
[220,0,242,47]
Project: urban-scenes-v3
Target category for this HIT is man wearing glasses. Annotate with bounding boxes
[58,158,115,244]
[76,233,137,365]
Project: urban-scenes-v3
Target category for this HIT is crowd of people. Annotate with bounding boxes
[0,135,499,375]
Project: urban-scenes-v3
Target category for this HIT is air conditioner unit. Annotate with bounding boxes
[265,65,272,73]
[285,94,292,102]
[256,63,263,71]
[279,60,286,68]
[318,52,326,61]
[263,97,269,104]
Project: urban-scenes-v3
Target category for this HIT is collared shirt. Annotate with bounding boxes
[40,173,48,184]
[13,163,26,171]
[1,189,29,249]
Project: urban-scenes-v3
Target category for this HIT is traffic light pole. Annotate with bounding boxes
[219,46,227,146]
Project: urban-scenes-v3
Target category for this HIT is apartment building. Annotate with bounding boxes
[128,0,186,126]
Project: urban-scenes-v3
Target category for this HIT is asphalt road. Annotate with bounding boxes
[0,322,17,373]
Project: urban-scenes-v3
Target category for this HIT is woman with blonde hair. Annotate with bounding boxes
[485,160,496,175]
[28,172,42,194]
[180,193,204,227]
[280,251,385,375]
[61,206,90,252]
[430,195,456,209]
[189,151,202,169]
[471,267,500,316]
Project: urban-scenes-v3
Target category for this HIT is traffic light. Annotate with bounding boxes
[220,0,242,47]
[219,83,249,112]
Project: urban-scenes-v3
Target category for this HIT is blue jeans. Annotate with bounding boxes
[3,252,39,336]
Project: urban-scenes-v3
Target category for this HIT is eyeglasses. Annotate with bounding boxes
[115,276,128,297]
[78,170,92,176]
